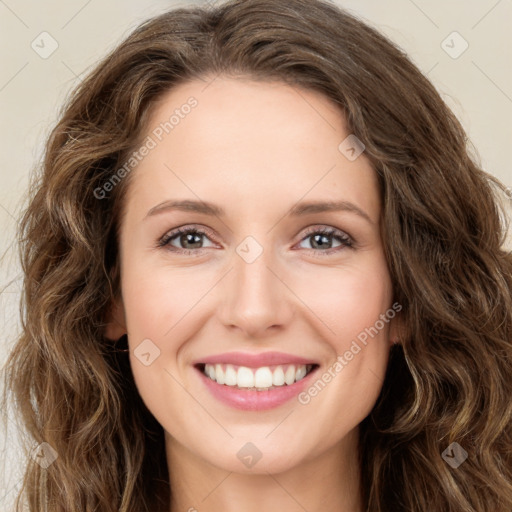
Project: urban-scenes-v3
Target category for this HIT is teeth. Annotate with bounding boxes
[284,365,295,385]
[254,367,273,388]
[237,367,254,388]
[272,366,285,386]
[203,363,313,389]
[215,364,225,385]
[295,366,307,381]
[224,365,237,386]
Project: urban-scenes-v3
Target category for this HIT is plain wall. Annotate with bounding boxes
[1,0,511,508]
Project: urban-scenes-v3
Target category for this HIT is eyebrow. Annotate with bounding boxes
[145,199,374,224]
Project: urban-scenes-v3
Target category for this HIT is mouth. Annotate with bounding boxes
[192,351,321,410]
[194,362,319,391]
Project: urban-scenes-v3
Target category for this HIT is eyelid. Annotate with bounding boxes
[299,224,353,240]
[158,223,219,248]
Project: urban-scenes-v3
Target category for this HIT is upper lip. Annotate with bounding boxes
[193,351,319,368]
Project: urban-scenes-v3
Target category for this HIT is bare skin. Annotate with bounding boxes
[106,76,401,512]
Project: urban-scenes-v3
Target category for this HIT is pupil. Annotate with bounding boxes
[182,233,202,249]
[312,234,331,249]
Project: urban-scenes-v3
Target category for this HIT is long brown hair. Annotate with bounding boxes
[2,0,512,510]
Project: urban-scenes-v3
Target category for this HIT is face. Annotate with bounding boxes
[108,76,399,475]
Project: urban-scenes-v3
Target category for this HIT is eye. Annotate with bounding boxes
[157,225,217,256]
[157,224,354,256]
[295,226,354,257]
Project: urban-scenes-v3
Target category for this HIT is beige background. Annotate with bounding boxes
[1,0,511,508]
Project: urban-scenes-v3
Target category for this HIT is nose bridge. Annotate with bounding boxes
[219,236,293,335]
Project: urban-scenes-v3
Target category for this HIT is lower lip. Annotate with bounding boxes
[195,365,319,411]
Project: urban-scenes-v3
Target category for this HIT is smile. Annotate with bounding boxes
[200,363,316,390]
[194,359,320,411]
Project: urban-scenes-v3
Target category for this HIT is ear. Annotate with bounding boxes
[104,297,127,341]
[388,307,406,347]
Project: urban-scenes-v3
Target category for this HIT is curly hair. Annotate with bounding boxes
[2,0,512,510]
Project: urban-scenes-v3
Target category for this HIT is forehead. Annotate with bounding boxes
[124,77,380,223]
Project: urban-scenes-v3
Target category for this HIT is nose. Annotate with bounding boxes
[217,243,294,338]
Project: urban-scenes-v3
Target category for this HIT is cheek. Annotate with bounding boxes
[119,257,224,410]
[121,258,209,341]
[120,261,212,433]
[290,255,393,343]
[292,257,393,417]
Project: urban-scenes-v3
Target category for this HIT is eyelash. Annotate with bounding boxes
[157,224,355,258]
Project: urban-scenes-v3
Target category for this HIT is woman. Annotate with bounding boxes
[3,0,512,510]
